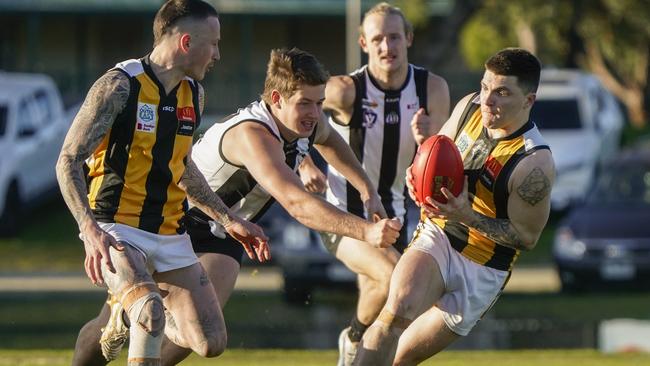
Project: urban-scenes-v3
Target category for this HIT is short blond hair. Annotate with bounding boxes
[261,48,329,104]
[359,2,413,38]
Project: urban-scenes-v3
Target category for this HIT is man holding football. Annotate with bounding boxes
[297,4,449,365]
[354,47,555,366]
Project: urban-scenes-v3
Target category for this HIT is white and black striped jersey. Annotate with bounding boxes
[326,64,428,221]
[187,100,315,226]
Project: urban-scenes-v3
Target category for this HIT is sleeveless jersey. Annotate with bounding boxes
[326,64,429,221]
[431,93,550,271]
[87,58,200,235]
[187,100,315,225]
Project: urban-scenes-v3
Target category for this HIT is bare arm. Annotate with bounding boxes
[323,75,355,126]
[424,150,555,251]
[55,69,130,283]
[410,73,450,144]
[313,122,386,218]
[56,70,129,230]
[223,122,400,247]
[179,155,233,227]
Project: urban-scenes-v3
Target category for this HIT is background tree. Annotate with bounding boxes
[459,0,649,128]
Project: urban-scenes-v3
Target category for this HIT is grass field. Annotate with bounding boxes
[1,349,648,366]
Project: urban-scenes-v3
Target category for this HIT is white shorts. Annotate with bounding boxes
[98,222,198,273]
[409,221,510,336]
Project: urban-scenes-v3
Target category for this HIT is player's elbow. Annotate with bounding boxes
[518,234,539,251]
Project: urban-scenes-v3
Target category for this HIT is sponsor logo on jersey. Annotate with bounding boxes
[480,155,503,190]
[456,132,472,155]
[177,120,195,136]
[136,103,157,133]
[362,108,378,128]
[385,111,400,125]
[177,106,196,123]
[162,105,175,112]
[407,102,419,110]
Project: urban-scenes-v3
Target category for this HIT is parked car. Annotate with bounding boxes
[531,69,624,211]
[0,72,76,235]
[552,145,650,291]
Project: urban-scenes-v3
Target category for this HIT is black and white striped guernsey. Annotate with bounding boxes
[187,100,315,227]
[326,64,428,221]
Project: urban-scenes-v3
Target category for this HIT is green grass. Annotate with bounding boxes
[1,349,648,366]
[0,198,82,272]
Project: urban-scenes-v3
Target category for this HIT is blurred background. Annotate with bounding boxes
[1,0,650,355]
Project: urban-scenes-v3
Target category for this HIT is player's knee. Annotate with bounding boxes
[193,333,227,358]
[122,284,164,337]
[133,293,165,337]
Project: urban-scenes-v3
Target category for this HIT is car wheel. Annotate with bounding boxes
[0,182,21,237]
[283,278,313,305]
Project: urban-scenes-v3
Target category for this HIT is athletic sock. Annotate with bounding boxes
[348,316,369,342]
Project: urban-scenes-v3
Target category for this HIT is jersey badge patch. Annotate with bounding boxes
[136,103,157,133]
[362,108,378,128]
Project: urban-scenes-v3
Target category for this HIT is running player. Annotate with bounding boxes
[354,48,555,365]
[58,1,268,365]
[297,3,449,365]
[159,46,403,365]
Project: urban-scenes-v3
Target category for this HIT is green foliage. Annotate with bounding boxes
[459,0,572,69]
[578,0,650,83]
[460,14,512,70]
[394,0,430,30]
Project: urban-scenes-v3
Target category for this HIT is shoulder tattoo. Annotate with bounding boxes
[516,167,551,206]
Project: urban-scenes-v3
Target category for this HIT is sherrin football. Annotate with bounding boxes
[411,135,464,204]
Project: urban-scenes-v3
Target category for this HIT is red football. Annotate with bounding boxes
[411,135,464,204]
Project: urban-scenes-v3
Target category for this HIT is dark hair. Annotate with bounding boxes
[261,48,330,104]
[485,48,541,93]
[153,0,219,45]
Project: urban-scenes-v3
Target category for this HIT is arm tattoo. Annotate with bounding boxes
[180,159,233,227]
[517,167,551,206]
[468,213,526,251]
[198,83,205,115]
[56,70,130,229]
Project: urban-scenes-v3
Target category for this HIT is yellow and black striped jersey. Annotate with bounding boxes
[430,93,549,271]
[86,57,201,235]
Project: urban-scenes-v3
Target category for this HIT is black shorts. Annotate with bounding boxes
[186,216,245,264]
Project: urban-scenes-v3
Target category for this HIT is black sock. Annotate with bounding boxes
[348,316,369,342]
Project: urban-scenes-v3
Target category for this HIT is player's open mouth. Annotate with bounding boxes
[301,121,315,130]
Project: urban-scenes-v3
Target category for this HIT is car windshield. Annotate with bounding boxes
[531,99,582,129]
[588,161,650,205]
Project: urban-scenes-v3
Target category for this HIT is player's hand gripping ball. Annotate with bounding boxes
[411,135,464,204]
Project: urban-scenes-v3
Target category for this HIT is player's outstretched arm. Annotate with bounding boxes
[229,122,399,247]
[313,119,387,219]
[56,70,129,284]
[180,155,270,261]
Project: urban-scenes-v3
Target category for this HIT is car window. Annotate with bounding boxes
[17,97,38,137]
[0,105,7,136]
[33,89,53,125]
[531,99,582,129]
[589,163,650,205]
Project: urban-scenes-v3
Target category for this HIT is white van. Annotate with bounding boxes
[531,69,624,211]
[0,72,76,235]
